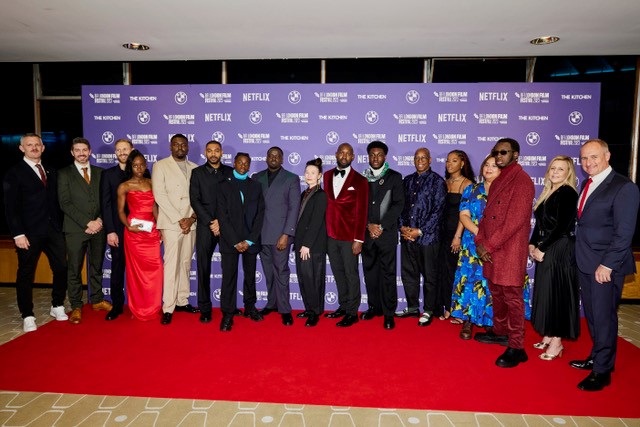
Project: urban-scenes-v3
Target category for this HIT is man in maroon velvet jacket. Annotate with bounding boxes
[475,138,534,368]
[323,143,369,327]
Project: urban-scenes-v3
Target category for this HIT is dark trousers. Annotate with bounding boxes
[16,227,68,318]
[107,230,126,311]
[327,238,361,315]
[65,230,107,310]
[260,243,292,313]
[400,241,439,313]
[195,225,221,314]
[579,269,623,374]
[488,281,525,349]
[362,239,398,316]
[296,251,326,315]
[220,250,257,316]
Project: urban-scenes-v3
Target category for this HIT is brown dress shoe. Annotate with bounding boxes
[92,301,113,311]
[460,321,473,340]
[69,308,82,324]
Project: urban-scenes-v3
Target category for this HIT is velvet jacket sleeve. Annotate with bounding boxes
[530,185,578,252]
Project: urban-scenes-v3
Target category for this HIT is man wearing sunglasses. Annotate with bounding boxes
[474,138,534,368]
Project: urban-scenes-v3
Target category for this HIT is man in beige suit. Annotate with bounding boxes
[152,134,199,325]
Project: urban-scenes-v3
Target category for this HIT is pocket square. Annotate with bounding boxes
[347,186,355,191]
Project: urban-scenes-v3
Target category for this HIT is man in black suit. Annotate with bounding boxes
[571,139,639,391]
[58,137,112,324]
[100,138,132,321]
[360,141,405,330]
[189,140,233,324]
[3,133,68,332]
[216,153,265,331]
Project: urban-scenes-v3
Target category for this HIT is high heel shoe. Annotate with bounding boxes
[539,347,563,361]
[533,341,550,350]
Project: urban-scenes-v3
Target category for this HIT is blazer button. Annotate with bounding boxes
[492,216,496,219]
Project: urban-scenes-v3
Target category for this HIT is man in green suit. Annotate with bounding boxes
[58,137,112,324]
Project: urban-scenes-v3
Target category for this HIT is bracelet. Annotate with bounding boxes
[454,235,462,239]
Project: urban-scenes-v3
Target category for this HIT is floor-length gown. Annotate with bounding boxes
[435,190,464,317]
[124,190,163,321]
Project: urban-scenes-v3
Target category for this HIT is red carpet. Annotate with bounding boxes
[0,306,638,418]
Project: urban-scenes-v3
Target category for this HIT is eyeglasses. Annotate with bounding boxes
[491,149,512,156]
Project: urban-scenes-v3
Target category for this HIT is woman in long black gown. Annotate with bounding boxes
[529,155,580,360]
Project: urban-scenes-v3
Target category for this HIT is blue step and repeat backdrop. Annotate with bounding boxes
[82,83,600,311]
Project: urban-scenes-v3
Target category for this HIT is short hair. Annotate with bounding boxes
[72,137,91,150]
[206,140,222,149]
[20,133,42,145]
[170,134,188,143]
[497,137,520,154]
[305,158,323,173]
[415,147,430,158]
[583,138,609,152]
[367,140,388,155]
[235,152,251,162]
[267,146,283,156]
[114,138,133,148]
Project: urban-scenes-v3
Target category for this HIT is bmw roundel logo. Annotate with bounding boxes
[211,131,225,143]
[288,90,302,104]
[326,131,339,145]
[255,270,263,284]
[175,91,188,105]
[102,131,115,145]
[213,288,221,301]
[288,152,301,166]
[137,111,151,124]
[249,111,262,124]
[104,247,112,262]
[325,291,338,305]
[526,131,541,146]
[365,110,379,125]
[406,90,420,104]
[569,111,583,126]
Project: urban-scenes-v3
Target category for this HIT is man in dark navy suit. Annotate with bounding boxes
[100,138,132,321]
[3,133,68,332]
[572,139,639,391]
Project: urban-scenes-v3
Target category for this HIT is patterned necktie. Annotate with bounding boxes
[577,178,592,218]
[35,163,47,186]
[82,167,90,184]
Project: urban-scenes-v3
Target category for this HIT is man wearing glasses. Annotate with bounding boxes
[474,138,534,368]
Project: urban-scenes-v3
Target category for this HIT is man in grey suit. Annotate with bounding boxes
[254,147,300,325]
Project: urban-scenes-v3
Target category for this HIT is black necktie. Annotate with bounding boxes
[334,169,345,178]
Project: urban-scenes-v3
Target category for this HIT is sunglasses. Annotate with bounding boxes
[491,149,513,156]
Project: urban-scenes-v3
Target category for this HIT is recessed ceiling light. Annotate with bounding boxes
[530,36,560,45]
[122,42,150,51]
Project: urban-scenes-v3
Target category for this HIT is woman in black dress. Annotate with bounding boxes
[436,150,474,320]
[529,155,580,360]
[294,158,328,327]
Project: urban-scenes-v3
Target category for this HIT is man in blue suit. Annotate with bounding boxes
[572,138,639,391]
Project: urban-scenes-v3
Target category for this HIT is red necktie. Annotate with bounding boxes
[82,167,90,184]
[577,178,592,218]
[35,163,47,186]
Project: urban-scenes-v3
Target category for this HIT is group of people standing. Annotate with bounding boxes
[4,133,638,392]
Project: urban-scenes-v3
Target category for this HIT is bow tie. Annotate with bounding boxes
[334,169,345,178]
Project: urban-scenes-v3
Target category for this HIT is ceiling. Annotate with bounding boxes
[1,0,639,62]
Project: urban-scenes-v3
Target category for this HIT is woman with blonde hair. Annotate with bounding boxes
[529,155,580,360]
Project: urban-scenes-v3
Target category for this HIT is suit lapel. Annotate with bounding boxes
[584,170,615,213]
[337,168,356,199]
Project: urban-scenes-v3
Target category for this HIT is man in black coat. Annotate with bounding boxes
[360,141,405,330]
[189,140,233,323]
[216,153,265,331]
[100,138,132,320]
[3,133,68,332]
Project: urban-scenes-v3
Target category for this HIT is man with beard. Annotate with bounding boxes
[189,140,233,323]
[475,138,534,368]
[323,143,369,327]
[152,134,199,325]
[100,138,133,321]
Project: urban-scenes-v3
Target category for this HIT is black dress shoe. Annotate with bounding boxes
[360,308,383,320]
[577,371,611,391]
[220,316,233,332]
[244,309,264,322]
[495,347,528,368]
[569,357,594,370]
[105,308,122,321]
[161,312,172,325]
[233,308,243,316]
[260,306,278,316]
[325,308,346,319]
[305,313,319,327]
[384,316,395,330]
[175,304,200,313]
[336,314,358,327]
[199,312,212,323]
[281,313,294,326]
[297,310,311,318]
[474,331,508,346]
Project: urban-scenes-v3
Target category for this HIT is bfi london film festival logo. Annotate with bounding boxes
[406,90,420,104]
[211,131,225,143]
[288,152,301,166]
[175,91,188,105]
[365,110,379,125]
[104,247,112,262]
[288,90,302,104]
[326,131,340,145]
[249,111,263,124]
[325,291,338,305]
[526,132,541,146]
[102,131,115,145]
[569,111,583,126]
[137,111,151,125]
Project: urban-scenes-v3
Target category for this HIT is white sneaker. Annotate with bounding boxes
[50,305,69,321]
[23,316,37,332]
